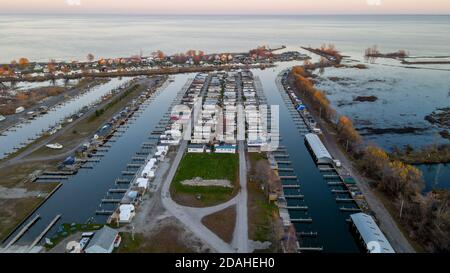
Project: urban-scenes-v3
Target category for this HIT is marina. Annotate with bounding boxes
[252,62,360,252]
[0,78,134,159]
[2,74,192,247]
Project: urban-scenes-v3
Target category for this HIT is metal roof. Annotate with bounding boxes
[85,226,118,253]
[305,133,333,163]
[350,213,395,253]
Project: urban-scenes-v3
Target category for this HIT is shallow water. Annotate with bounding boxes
[416,163,450,192]
[315,61,450,150]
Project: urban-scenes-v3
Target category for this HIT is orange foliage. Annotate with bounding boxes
[18,58,30,68]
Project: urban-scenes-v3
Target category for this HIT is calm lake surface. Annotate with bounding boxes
[1,15,450,62]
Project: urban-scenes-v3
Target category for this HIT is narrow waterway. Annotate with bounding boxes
[0,77,132,159]
[253,62,359,252]
[7,74,191,245]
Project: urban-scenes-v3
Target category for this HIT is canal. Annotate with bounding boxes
[0,77,132,159]
[7,74,191,245]
[253,62,360,252]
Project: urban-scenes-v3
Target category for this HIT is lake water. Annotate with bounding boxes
[1,15,450,62]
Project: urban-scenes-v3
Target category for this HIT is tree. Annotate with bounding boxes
[152,50,165,60]
[87,53,95,63]
[47,59,56,74]
[15,92,29,101]
[18,58,30,69]
[360,145,390,178]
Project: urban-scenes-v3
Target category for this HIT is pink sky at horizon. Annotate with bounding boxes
[1,0,450,14]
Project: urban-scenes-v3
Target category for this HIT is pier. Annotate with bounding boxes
[298,247,323,252]
[28,214,61,250]
[3,215,40,249]
[108,188,128,193]
[291,218,313,223]
[336,198,355,203]
[95,210,114,215]
[101,198,122,203]
[282,184,300,189]
[284,194,304,199]
[286,206,308,210]
[297,231,318,238]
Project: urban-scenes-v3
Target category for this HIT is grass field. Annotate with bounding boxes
[247,153,280,252]
[171,153,239,207]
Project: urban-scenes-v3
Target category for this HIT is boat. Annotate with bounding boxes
[46,143,63,149]
[0,115,5,122]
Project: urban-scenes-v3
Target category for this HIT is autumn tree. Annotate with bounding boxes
[336,115,362,153]
[15,92,29,101]
[18,58,30,69]
[152,50,165,60]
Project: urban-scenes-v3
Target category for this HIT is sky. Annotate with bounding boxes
[1,0,450,15]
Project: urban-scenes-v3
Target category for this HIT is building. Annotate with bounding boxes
[187,143,205,153]
[119,204,136,223]
[84,226,121,253]
[214,144,236,154]
[304,133,333,164]
[350,213,395,253]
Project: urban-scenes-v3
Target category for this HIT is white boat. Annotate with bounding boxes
[46,143,63,149]
[0,115,5,122]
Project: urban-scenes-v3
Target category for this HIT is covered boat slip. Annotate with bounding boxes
[350,213,395,253]
[304,133,333,164]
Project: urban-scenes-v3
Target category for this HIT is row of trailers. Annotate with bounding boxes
[93,79,191,222]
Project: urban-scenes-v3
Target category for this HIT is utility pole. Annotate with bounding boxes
[399,197,404,219]
[132,225,135,241]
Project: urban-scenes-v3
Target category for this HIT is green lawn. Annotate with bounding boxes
[171,153,239,207]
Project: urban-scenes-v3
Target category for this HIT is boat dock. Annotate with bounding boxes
[3,215,41,249]
[28,214,61,250]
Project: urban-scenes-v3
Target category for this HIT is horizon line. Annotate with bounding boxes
[1,12,450,16]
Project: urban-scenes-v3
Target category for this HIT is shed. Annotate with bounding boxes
[84,226,120,253]
[350,213,395,253]
[304,133,333,164]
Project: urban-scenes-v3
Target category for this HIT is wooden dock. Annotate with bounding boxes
[291,218,313,223]
[285,194,304,199]
[28,215,61,250]
[286,206,308,210]
[4,215,40,249]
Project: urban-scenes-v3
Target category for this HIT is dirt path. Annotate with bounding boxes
[161,141,235,253]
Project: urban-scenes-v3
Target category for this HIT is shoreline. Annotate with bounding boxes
[0,63,275,84]
[286,67,417,253]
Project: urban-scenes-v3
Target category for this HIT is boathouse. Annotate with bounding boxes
[304,133,333,164]
[350,213,395,253]
[84,226,121,253]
